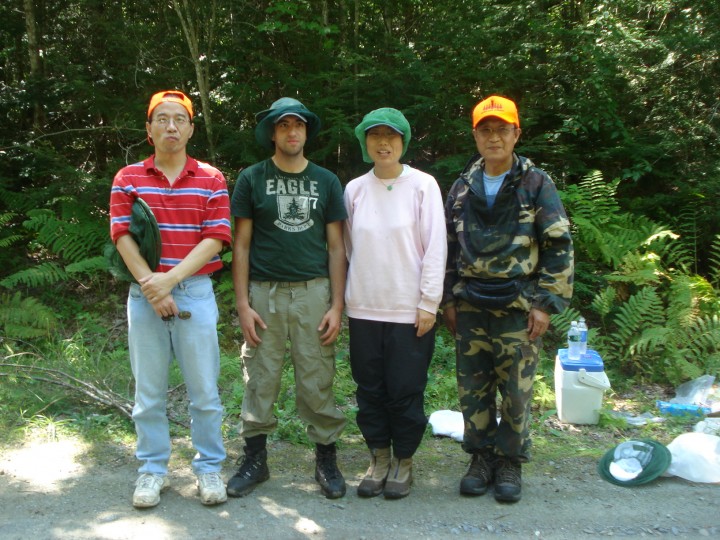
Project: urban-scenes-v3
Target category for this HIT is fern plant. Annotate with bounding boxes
[0,175,111,343]
[0,292,57,339]
[561,170,720,385]
[0,262,68,289]
[1,199,109,291]
[601,286,666,375]
[709,235,720,289]
[24,207,107,263]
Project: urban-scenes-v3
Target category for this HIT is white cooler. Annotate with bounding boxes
[554,349,611,425]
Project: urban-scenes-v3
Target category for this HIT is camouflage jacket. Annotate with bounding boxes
[443,153,573,314]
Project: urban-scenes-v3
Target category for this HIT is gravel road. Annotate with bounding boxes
[1,434,718,539]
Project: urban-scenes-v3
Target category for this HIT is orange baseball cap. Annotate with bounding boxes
[472,96,519,128]
[147,90,194,121]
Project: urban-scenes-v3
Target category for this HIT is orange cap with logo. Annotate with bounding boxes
[147,90,194,122]
[472,96,519,128]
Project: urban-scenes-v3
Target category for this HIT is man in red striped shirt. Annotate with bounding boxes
[109,90,231,508]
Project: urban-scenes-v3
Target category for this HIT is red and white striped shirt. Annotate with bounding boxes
[110,155,231,275]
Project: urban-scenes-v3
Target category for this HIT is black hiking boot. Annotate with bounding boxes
[226,446,269,497]
[315,443,346,499]
[494,458,522,503]
[459,451,494,496]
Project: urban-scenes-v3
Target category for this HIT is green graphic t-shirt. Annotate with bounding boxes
[231,159,347,281]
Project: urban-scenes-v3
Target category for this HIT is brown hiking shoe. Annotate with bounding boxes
[494,458,522,502]
[357,447,391,498]
[460,451,494,496]
[383,457,413,499]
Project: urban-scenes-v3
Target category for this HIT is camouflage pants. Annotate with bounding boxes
[455,300,539,461]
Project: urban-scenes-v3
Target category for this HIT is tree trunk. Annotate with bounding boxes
[171,0,217,161]
[23,0,44,129]
[353,0,359,114]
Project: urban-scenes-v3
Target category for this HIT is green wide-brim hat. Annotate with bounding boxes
[354,107,412,164]
[597,439,671,487]
[105,197,161,282]
[254,97,321,151]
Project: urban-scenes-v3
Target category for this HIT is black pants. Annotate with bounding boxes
[348,318,435,459]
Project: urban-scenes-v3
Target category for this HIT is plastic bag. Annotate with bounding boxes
[663,432,720,483]
[695,418,720,436]
[670,375,715,405]
[428,410,464,442]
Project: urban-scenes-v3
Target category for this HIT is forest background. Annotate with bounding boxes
[1,0,720,442]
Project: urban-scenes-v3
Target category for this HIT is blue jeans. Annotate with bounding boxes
[128,274,225,475]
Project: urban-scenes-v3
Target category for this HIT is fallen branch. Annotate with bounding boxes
[0,363,189,428]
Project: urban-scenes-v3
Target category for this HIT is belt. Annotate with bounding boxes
[251,278,326,313]
[252,277,324,289]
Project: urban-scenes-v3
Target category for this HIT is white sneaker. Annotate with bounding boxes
[133,473,169,508]
[197,472,227,505]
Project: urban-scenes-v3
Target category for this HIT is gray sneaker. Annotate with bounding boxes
[197,472,227,505]
[133,473,169,508]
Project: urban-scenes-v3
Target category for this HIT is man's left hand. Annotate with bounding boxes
[140,272,176,303]
[140,273,181,319]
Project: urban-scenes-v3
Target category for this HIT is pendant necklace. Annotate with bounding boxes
[379,178,399,191]
[375,167,403,191]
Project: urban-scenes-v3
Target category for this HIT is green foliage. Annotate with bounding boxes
[23,208,106,264]
[612,287,665,345]
[1,262,68,289]
[549,307,581,336]
[710,235,720,289]
[1,0,720,439]
[532,374,556,410]
[590,287,617,323]
[0,292,57,338]
[425,330,460,411]
[597,409,628,430]
[560,170,720,384]
[0,319,134,438]
[272,362,305,444]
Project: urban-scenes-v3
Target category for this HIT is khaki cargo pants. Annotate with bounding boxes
[239,278,347,444]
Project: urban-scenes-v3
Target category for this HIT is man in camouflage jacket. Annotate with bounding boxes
[443,95,573,503]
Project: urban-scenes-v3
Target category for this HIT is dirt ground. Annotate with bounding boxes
[1,431,719,540]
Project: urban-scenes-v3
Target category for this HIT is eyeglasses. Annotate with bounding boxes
[475,126,516,138]
[153,115,190,127]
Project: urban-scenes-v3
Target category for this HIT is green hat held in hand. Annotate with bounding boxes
[105,198,161,283]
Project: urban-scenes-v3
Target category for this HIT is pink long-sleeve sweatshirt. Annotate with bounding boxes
[343,165,447,324]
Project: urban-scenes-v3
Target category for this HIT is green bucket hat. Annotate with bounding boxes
[354,107,412,164]
[597,439,671,486]
[254,97,321,151]
[105,197,161,282]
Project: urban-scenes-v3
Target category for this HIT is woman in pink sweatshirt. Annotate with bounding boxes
[344,107,447,499]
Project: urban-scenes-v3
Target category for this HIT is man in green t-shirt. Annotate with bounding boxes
[228,98,347,500]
